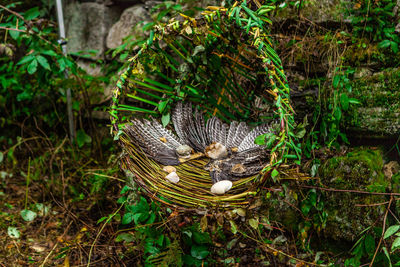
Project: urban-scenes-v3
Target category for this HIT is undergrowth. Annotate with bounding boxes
[1,0,400,266]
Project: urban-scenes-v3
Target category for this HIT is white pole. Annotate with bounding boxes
[55,0,75,141]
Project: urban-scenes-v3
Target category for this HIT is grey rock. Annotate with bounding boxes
[344,68,400,138]
[276,0,344,23]
[77,60,103,76]
[65,2,121,59]
[106,4,150,49]
[353,67,373,79]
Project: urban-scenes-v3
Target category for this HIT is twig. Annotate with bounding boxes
[86,202,125,267]
[24,157,31,210]
[0,26,25,32]
[0,4,28,24]
[40,221,73,267]
[369,196,393,267]
[300,185,400,196]
[238,230,325,266]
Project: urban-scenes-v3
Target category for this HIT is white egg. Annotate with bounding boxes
[165,172,180,183]
[210,180,233,194]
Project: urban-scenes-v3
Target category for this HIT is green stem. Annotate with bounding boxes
[25,157,31,210]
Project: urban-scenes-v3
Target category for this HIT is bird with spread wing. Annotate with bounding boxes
[124,102,271,194]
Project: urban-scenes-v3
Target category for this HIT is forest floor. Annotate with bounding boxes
[0,134,137,266]
[0,133,303,266]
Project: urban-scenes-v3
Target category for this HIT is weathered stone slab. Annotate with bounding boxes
[65,2,121,59]
[345,68,400,138]
[319,148,389,241]
[106,4,150,49]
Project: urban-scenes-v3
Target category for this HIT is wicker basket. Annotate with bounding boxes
[110,1,300,211]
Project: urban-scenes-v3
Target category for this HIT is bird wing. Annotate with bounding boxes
[237,124,271,152]
[206,116,228,146]
[171,102,208,152]
[227,121,249,149]
[125,119,181,165]
[186,108,209,151]
[172,101,192,144]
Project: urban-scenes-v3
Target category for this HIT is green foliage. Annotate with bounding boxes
[348,0,399,53]
[303,66,360,157]
[182,223,212,266]
[344,225,400,267]
[118,189,184,265]
[0,4,80,131]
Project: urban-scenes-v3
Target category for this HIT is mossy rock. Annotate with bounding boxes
[261,186,300,230]
[344,68,400,138]
[319,147,389,241]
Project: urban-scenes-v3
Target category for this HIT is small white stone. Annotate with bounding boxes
[210,180,233,194]
[176,145,192,158]
[165,172,180,183]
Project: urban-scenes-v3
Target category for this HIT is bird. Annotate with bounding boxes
[124,102,272,194]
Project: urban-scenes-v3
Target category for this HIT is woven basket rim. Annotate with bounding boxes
[110,3,299,210]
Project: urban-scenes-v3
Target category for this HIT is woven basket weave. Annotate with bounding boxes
[110,2,300,211]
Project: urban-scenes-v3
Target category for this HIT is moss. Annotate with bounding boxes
[321,147,387,191]
[342,67,400,136]
[319,147,389,241]
[350,68,400,109]
[262,187,300,231]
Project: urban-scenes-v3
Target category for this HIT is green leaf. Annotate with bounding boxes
[348,98,361,105]
[391,41,399,53]
[254,134,266,145]
[161,113,170,127]
[340,93,349,111]
[295,128,306,139]
[76,129,92,148]
[7,227,20,239]
[384,225,400,239]
[122,212,134,225]
[191,245,209,260]
[382,247,392,267]
[158,100,168,113]
[230,220,238,234]
[378,39,391,48]
[24,7,40,20]
[193,231,211,244]
[271,169,279,178]
[0,152,3,164]
[57,58,66,72]
[364,234,375,256]
[115,233,135,243]
[41,50,58,57]
[249,218,259,230]
[27,59,38,74]
[192,45,205,56]
[97,216,107,224]
[36,55,51,70]
[333,107,341,121]
[155,234,164,246]
[20,209,37,222]
[392,237,400,251]
[9,28,20,40]
[17,55,35,65]
[332,75,341,89]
